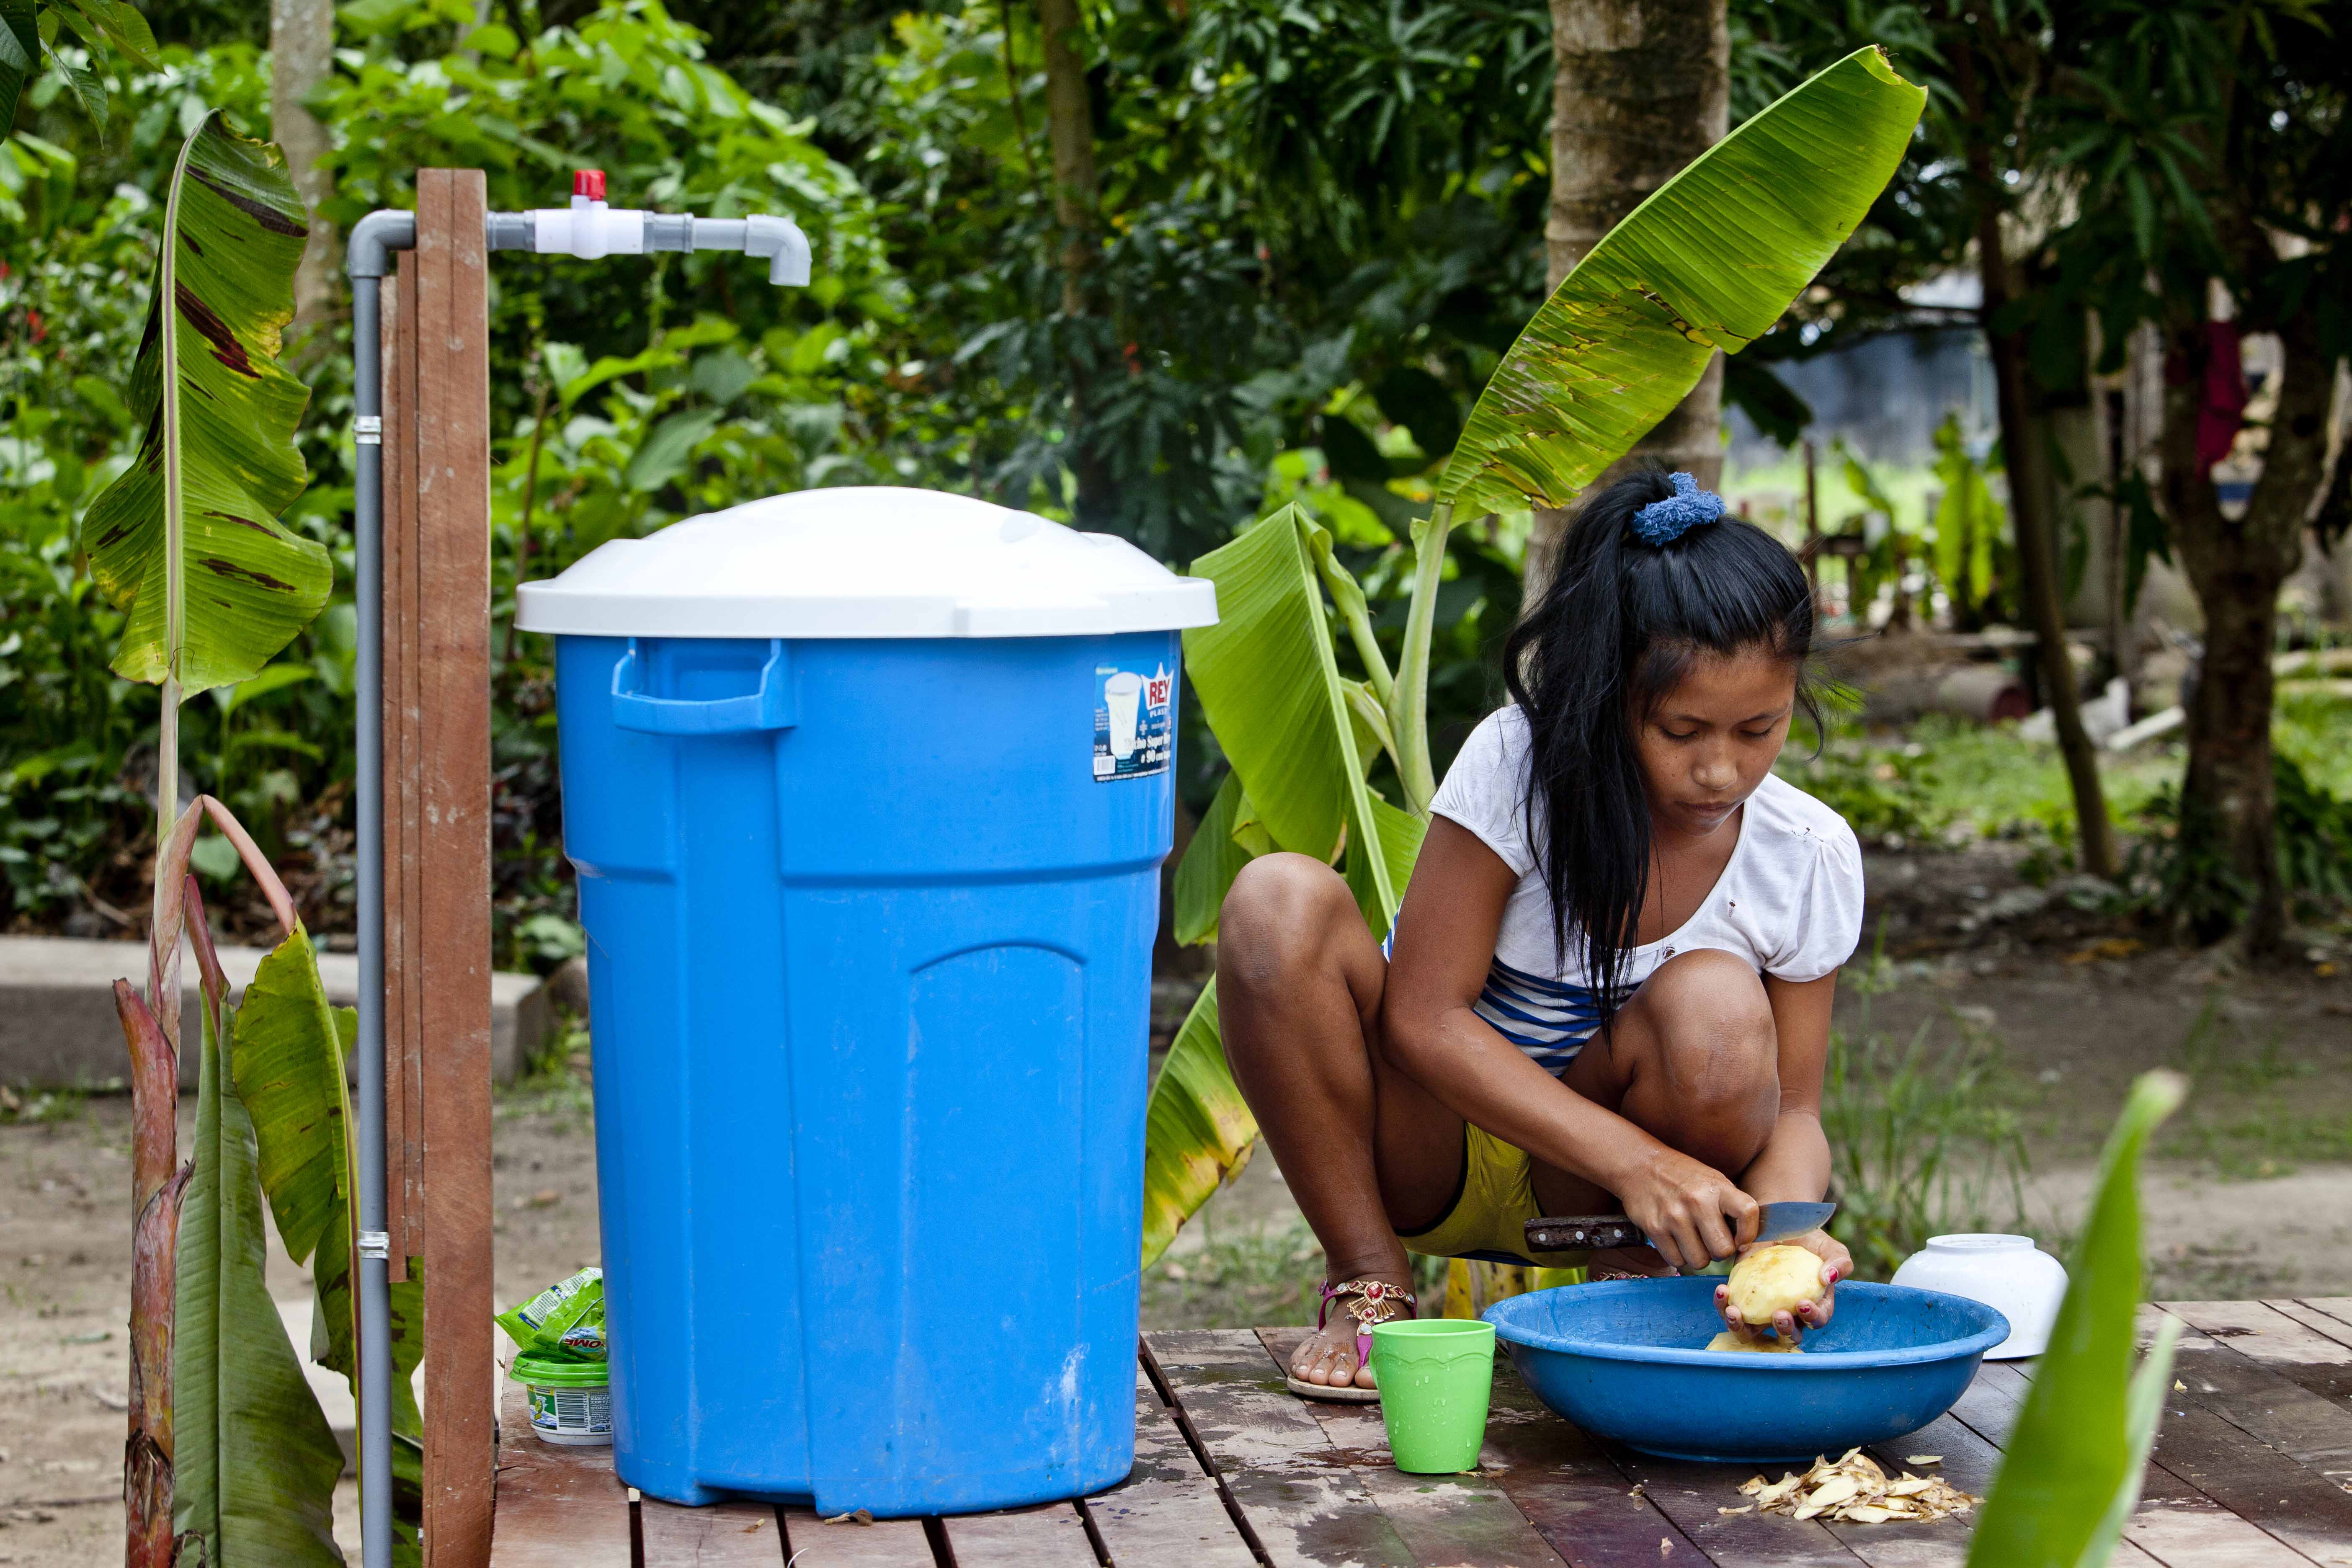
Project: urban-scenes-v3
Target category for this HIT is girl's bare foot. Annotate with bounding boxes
[1289,1275,1416,1392]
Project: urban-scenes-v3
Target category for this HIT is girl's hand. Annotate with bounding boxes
[1618,1149,1760,1272]
[1712,1230,1848,1345]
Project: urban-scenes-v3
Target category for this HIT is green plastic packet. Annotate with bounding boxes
[496,1267,605,1358]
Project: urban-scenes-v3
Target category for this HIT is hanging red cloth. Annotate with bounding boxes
[2195,320,2246,472]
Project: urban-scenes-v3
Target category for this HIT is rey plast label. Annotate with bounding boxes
[1093,663,1172,781]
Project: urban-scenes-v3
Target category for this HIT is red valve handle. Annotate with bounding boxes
[572,169,606,201]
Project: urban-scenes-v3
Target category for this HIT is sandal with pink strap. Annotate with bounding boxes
[1286,1279,1416,1403]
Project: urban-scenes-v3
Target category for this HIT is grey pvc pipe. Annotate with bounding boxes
[343,202,799,1567]
[346,248,394,1568]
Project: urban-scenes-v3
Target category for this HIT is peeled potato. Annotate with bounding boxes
[1705,1330,1802,1354]
[1726,1242,1823,1326]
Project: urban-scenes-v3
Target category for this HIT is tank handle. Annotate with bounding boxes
[611,640,797,735]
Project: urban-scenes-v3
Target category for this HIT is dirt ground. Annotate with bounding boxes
[5,842,2346,1563]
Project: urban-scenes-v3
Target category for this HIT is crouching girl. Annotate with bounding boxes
[1218,469,1864,1398]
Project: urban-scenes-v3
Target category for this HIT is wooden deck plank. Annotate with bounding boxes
[2291,1298,2352,1332]
[2262,1300,2352,1353]
[2153,1307,2352,1473]
[2162,1301,2352,1369]
[489,1377,630,1567]
[1083,1366,1256,1568]
[1257,1328,1569,1568]
[938,1502,1097,1565]
[638,1498,785,1565]
[1145,1330,1417,1567]
[777,1508,936,1566]
[1988,1354,2341,1566]
[1473,1347,1706,1567]
[1605,1446,1871,1568]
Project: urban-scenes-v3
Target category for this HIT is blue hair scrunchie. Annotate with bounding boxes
[1631,472,1726,545]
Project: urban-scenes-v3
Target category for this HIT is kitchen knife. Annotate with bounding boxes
[1524,1200,1836,1256]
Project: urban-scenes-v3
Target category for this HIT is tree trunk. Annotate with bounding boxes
[2161,311,2338,954]
[270,0,337,357]
[1527,0,1727,594]
[1035,0,1117,525]
[1956,35,2117,879]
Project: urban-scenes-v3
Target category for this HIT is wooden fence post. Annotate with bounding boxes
[381,167,497,1568]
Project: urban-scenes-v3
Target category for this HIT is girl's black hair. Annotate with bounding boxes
[1499,467,1819,1033]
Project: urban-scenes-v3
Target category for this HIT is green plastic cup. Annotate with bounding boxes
[1371,1318,1495,1473]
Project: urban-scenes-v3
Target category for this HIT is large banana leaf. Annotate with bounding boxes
[82,111,327,699]
[1140,981,1259,1268]
[1172,771,1257,947]
[1438,46,1926,516]
[173,916,344,1567]
[1183,504,1398,923]
[236,926,426,1565]
[1967,1070,2186,1568]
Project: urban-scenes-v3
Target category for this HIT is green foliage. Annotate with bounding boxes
[1442,47,1926,515]
[1929,414,2009,629]
[1967,1070,2186,1568]
[2131,750,2352,934]
[82,110,325,699]
[173,925,346,1567]
[1820,974,2032,1280]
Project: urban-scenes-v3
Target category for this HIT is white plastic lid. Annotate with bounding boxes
[513,487,1218,640]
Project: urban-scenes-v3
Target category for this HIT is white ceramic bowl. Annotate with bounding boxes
[1890,1234,2067,1359]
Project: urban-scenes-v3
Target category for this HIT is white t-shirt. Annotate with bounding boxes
[1406,705,1865,1075]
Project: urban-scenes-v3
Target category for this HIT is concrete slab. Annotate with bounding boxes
[0,935,548,1090]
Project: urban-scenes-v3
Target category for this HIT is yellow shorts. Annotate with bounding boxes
[1394,1121,1596,1269]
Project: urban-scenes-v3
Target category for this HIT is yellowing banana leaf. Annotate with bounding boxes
[1140,980,1259,1268]
[1172,771,1256,948]
[1183,505,1398,921]
[235,926,426,1565]
[173,918,343,1566]
[1439,47,1925,516]
[1966,1070,2185,1568]
[83,111,328,699]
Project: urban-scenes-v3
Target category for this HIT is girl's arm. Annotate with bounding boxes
[1739,972,1837,1204]
[1380,818,1761,1269]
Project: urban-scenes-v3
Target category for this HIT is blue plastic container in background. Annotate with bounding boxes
[516,488,1217,1516]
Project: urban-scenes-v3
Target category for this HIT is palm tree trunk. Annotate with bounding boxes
[1955,32,2117,879]
[2161,310,2339,954]
[1527,0,1727,594]
[270,0,336,356]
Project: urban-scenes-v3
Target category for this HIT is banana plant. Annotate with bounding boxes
[1140,46,1929,1268]
[77,108,374,1561]
[1966,1071,2185,1568]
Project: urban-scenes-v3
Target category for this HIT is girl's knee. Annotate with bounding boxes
[1622,952,1778,1153]
[1220,854,1358,991]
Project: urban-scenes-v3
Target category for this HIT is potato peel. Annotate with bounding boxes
[1739,1448,1978,1525]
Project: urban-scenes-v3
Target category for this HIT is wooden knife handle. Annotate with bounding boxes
[1524,1215,1645,1252]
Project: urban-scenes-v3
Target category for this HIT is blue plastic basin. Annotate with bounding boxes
[1483,1278,2009,1463]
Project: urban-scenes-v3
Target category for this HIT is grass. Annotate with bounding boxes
[2156,998,2352,1179]
[1142,1220,1329,1331]
[1821,962,2038,1280]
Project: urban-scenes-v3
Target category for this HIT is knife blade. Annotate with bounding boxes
[1524,1200,1836,1256]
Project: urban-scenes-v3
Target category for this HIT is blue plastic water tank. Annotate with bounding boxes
[516,489,1216,1515]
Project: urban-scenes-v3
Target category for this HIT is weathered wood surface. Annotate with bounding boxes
[482,1309,2352,1565]
[489,1377,630,1568]
[638,1497,782,1565]
[776,1509,931,1565]
[937,1502,1099,1565]
[1083,1367,1258,1567]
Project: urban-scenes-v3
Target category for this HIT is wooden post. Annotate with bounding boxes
[381,168,497,1568]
